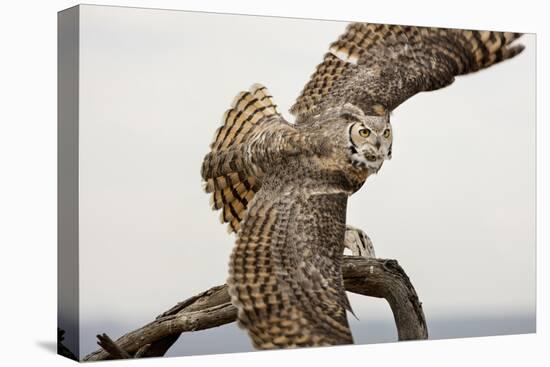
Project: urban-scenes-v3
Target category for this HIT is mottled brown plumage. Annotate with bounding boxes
[200,23,524,349]
[292,24,523,119]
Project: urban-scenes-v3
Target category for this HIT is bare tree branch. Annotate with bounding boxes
[342,257,428,341]
[83,256,427,361]
[96,333,132,359]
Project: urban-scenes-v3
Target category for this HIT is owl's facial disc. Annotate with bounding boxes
[346,117,393,173]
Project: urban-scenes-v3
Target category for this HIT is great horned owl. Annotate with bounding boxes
[200,23,523,349]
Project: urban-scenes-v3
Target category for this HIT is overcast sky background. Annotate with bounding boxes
[74,4,535,358]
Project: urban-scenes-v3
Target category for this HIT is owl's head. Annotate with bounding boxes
[301,103,392,176]
[341,106,392,173]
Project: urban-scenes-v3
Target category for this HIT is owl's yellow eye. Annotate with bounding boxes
[358,128,371,138]
[383,129,391,138]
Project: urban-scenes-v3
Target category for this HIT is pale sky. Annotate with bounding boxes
[76,4,535,355]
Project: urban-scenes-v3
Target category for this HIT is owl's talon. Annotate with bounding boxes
[344,225,376,258]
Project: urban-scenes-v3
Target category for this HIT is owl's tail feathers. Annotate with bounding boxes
[201,84,279,233]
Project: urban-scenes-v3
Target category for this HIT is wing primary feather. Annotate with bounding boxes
[228,170,354,348]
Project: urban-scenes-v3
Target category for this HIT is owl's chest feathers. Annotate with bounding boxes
[320,153,370,193]
[260,155,367,199]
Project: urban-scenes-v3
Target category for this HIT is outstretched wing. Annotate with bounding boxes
[291,23,524,120]
[228,167,354,348]
[202,84,329,234]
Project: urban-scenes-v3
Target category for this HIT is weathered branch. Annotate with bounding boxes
[342,257,428,340]
[96,333,132,359]
[84,256,427,361]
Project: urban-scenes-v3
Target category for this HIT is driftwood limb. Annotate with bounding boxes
[96,333,132,359]
[94,333,153,359]
[342,257,428,340]
[84,256,427,361]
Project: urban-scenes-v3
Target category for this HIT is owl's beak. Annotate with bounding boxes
[365,154,379,162]
[374,137,381,150]
[364,148,383,162]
